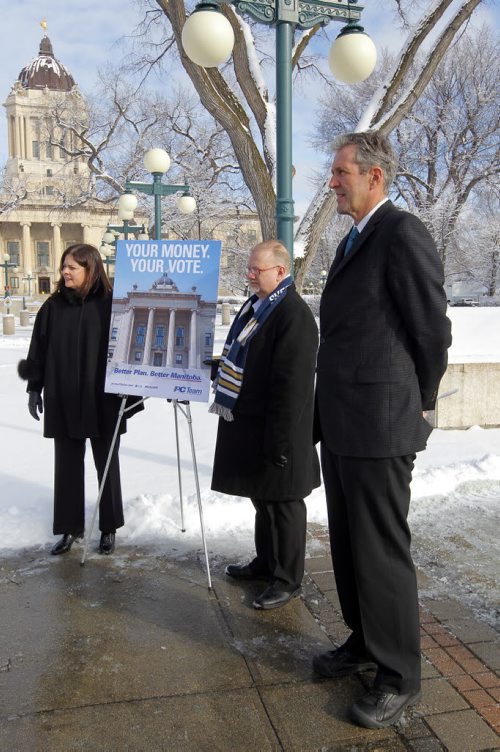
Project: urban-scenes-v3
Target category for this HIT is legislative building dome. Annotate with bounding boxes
[18,36,76,92]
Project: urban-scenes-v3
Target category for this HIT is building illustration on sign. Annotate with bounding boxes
[105,239,221,402]
[108,271,214,370]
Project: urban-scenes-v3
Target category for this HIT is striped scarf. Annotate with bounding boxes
[209,276,293,421]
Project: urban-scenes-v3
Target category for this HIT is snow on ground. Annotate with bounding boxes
[0,307,499,626]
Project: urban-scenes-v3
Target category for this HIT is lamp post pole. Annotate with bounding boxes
[22,272,36,296]
[123,149,196,242]
[102,252,116,277]
[1,254,16,289]
[181,0,376,264]
[106,220,146,241]
[125,178,192,241]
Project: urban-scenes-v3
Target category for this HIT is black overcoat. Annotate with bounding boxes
[316,201,452,458]
[19,285,139,439]
[211,284,320,501]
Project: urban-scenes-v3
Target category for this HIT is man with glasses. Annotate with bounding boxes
[210,240,320,609]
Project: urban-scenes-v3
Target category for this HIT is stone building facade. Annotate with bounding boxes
[0,36,125,296]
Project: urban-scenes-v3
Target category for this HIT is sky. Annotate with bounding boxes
[1,1,499,218]
[1,306,499,627]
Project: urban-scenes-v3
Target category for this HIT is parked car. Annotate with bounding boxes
[454,298,479,307]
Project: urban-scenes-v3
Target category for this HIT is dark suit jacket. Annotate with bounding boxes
[316,201,452,458]
[211,284,320,500]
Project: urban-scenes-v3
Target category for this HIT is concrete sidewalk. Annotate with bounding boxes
[1,530,499,752]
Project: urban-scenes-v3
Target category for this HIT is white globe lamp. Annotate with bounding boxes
[144,148,171,174]
[182,3,235,68]
[117,207,134,221]
[118,192,138,213]
[329,24,377,84]
[177,195,197,214]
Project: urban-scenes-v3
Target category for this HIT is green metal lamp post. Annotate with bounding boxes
[181,0,376,262]
[1,254,17,290]
[99,241,117,278]
[22,270,36,296]
[123,148,196,241]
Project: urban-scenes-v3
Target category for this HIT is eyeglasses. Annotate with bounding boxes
[246,265,280,276]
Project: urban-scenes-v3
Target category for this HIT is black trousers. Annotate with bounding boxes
[321,444,420,694]
[250,498,306,590]
[53,436,124,536]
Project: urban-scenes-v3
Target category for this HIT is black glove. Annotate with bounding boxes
[28,391,43,421]
[273,454,288,468]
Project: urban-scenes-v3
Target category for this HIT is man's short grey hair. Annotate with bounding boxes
[252,240,292,274]
[333,131,398,190]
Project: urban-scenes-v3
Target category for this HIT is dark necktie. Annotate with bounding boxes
[344,226,360,256]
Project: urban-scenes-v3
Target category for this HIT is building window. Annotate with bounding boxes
[155,325,165,347]
[175,353,183,365]
[45,186,54,196]
[10,277,19,289]
[111,327,118,341]
[38,276,50,294]
[32,140,40,158]
[46,142,53,159]
[6,241,20,266]
[204,332,212,347]
[135,325,146,345]
[153,352,163,366]
[134,351,143,362]
[175,326,185,347]
[36,242,50,267]
[46,169,52,177]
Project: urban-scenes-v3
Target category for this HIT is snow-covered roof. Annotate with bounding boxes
[17,36,75,92]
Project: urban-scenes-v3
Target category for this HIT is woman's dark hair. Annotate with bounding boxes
[54,244,112,299]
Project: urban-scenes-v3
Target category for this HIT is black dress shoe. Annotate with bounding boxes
[225,563,270,580]
[51,533,83,556]
[351,688,422,728]
[313,643,377,678]
[253,584,300,610]
[99,532,115,555]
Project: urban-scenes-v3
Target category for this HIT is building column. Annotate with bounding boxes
[51,223,62,278]
[142,308,155,366]
[12,116,20,157]
[81,224,91,244]
[21,222,32,275]
[114,308,135,363]
[189,310,198,368]
[166,309,176,366]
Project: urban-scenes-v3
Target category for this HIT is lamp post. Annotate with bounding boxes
[22,270,37,296]
[181,0,376,262]
[320,269,328,291]
[106,211,148,242]
[1,254,16,290]
[123,148,196,241]
[99,242,117,278]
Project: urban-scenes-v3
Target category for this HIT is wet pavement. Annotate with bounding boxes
[1,528,499,752]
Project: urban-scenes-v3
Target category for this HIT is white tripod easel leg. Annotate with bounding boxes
[80,396,128,566]
[173,400,186,532]
[174,400,212,590]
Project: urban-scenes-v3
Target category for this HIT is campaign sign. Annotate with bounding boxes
[105,239,221,402]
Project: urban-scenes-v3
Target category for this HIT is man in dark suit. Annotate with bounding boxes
[314,132,452,728]
[211,241,320,610]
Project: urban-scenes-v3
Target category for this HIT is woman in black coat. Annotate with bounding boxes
[18,243,137,556]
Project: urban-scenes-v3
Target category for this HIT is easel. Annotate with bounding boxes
[80,395,212,590]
